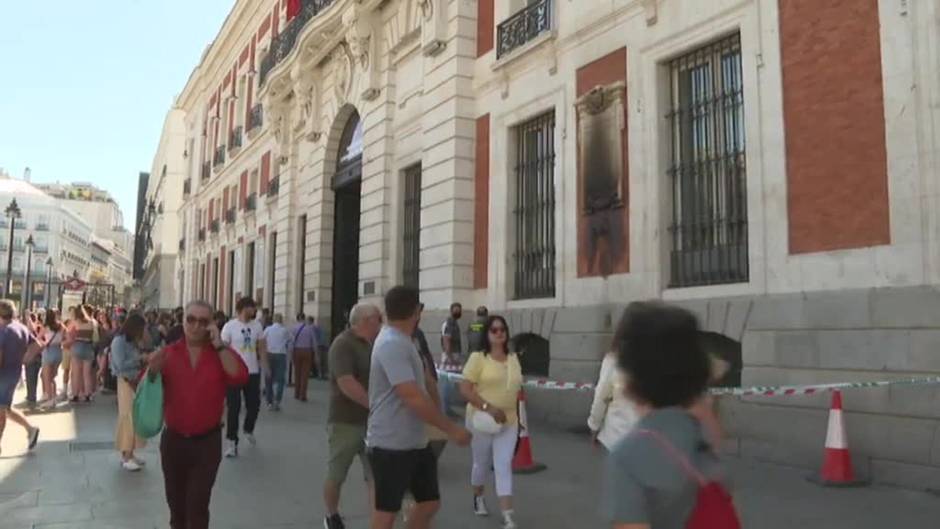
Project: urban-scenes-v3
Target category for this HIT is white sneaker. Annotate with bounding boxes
[224,440,238,458]
[502,511,517,529]
[132,457,146,467]
[122,459,142,472]
[473,495,489,516]
[245,433,257,446]
[26,427,39,450]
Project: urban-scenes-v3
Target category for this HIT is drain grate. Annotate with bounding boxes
[69,441,113,452]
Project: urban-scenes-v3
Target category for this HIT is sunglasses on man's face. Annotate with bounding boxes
[185,315,211,327]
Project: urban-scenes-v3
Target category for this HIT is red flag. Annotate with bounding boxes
[287,0,301,20]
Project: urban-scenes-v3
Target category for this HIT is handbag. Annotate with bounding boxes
[471,408,503,435]
[636,429,741,529]
[133,371,165,439]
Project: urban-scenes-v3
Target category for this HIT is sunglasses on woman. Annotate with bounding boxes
[489,326,507,335]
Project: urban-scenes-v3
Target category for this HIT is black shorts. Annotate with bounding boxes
[368,444,440,513]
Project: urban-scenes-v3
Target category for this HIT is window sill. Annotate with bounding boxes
[491,30,557,72]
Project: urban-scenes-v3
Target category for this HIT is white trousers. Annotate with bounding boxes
[470,420,519,497]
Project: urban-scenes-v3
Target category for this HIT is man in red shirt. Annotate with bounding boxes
[149,300,248,529]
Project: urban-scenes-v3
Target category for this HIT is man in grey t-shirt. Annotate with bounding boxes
[367,286,471,529]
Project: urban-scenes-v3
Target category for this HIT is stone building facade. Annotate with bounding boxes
[170,0,940,487]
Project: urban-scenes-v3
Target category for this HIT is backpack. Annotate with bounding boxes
[637,429,741,529]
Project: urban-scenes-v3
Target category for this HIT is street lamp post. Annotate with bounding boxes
[45,257,53,309]
[3,198,21,298]
[23,235,34,310]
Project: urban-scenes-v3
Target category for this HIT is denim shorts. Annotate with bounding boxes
[43,345,63,366]
[71,341,95,362]
[0,373,18,407]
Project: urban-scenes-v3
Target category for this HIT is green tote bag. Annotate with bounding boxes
[133,372,165,439]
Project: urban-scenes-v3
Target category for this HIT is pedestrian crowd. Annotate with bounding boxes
[0,286,740,529]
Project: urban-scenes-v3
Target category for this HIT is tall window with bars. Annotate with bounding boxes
[513,111,556,300]
[402,164,422,290]
[667,33,748,288]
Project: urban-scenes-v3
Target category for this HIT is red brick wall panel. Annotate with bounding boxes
[575,48,629,277]
[258,17,270,40]
[780,0,890,254]
[474,114,490,289]
[240,171,249,209]
[260,151,271,194]
[477,0,494,57]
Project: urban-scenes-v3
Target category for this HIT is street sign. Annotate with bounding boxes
[63,277,86,291]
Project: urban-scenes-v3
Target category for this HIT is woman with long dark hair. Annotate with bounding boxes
[40,310,65,410]
[95,309,116,393]
[63,305,97,402]
[459,315,523,529]
[110,312,148,471]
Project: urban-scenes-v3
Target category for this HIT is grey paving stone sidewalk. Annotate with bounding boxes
[1,381,939,528]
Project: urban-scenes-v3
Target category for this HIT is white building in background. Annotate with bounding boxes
[36,181,133,257]
[0,177,94,308]
[139,107,188,309]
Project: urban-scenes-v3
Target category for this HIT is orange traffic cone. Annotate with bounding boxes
[512,389,547,474]
[811,390,866,487]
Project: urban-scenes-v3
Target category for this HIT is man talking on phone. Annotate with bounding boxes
[148,300,248,529]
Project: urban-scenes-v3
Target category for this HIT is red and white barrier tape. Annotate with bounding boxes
[436,369,940,397]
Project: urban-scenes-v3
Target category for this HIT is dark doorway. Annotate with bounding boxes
[511,332,551,377]
[227,250,235,314]
[699,331,743,387]
[246,242,255,298]
[331,110,364,340]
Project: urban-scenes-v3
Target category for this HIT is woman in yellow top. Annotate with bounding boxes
[460,315,523,529]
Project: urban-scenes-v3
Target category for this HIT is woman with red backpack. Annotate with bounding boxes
[605,301,740,529]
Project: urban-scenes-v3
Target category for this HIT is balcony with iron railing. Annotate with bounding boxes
[201,161,211,182]
[34,246,49,255]
[248,104,263,136]
[224,208,236,225]
[35,223,50,232]
[497,0,552,59]
[259,0,337,86]
[213,146,226,170]
[183,178,192,197]
[229,126,243,154]
[246,193,258,212]
[266,175,280,199]
[209,219,220,234]
[13,220,26,230]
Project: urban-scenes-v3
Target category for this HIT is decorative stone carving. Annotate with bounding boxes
[343,7,381,101]
[421,0,446,56]
[267,97,292,165]
[643,0,658,26]
[419,0,433,20]
[331,43,353,103]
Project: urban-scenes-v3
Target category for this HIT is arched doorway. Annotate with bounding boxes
[331,110,364,339]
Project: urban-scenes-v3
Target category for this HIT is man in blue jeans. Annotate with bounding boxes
[261,313,292,411]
